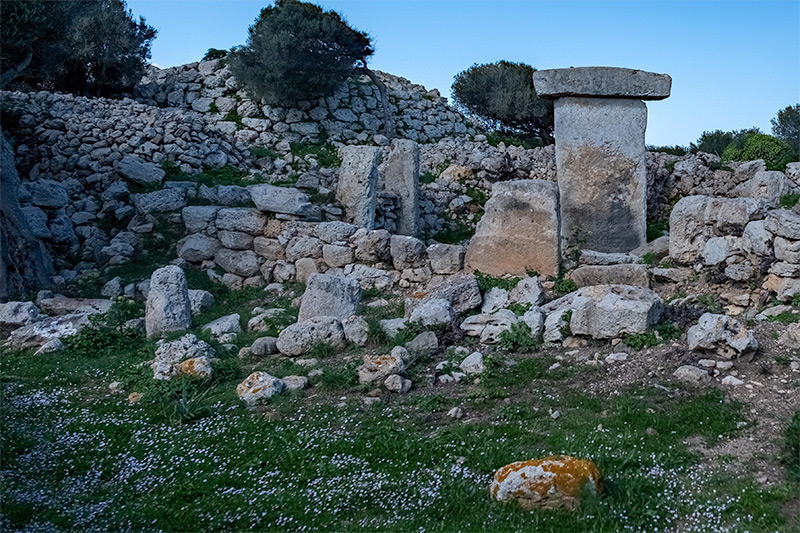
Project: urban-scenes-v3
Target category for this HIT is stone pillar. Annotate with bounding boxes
[381,139,420,236]
[337,146,381,229]
[533,67,671,253]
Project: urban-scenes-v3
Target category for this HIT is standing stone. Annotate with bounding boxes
[337,146,380,229]
[381,139,420,236]
[145,265,192,338]
[465,180,561,277]
[297,273,362,322]
[533,67,671,254]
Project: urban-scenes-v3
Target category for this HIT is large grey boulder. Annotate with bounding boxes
[337,146,381,228]
[380,139,420,235]
[427,243,465,274]
[117,155,166,186]
[132,188,187,214]
[570,284,663,339]
[465,180,560,276]
[409,297,454,326]
[350,228,390,263]
[177,234,221,262]
[765,209,800,240]
[5,313,91,350]
[405,273,482,317]
[22,180,70,208]
[215,208,267,235]
[248,184,321,220]
[669,196,767,264]
[214,248,260,277]
[687,313,758,359]
[276,316,347,356]
[315,221,359,243]
[145,265,192,338]
[460,310,519,343]
[0,301,41,333]
[390,235,427,270]
[533,67,672,100]
[571,264,650,288]
[730,171,793,207]
[297,273,362,322]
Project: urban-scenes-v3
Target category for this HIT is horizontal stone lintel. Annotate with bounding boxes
[532,67,671,100]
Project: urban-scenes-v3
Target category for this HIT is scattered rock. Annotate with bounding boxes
[460,352,485,375]
[298,273,362,322]
[237,372,285,407]
[673,365,711,386]
[358,346,407,384]
[152,333,215,380]
[276,316,346,356]
[687,313,758,359]
[569,284,664,339]
[145,265,192,338]
[384,373,412,394]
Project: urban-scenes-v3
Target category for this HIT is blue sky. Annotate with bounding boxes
[127,0,799,147]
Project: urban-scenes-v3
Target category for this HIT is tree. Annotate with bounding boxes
[451,61,553,143]
[0,0,156,96]
[229,0,392,135]
[772,104,800,158]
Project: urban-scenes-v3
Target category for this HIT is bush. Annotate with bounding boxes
[647,145,688,156]
[452,61,553,142]
[722,132,795,171]
[689,130,738,156]
[771,104,800,158]
[229,0,372,106]
[1,0,156,96]
[202,48,228,61]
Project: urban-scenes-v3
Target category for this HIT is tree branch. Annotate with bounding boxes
[358,60,393,140]
[0,51,33,90]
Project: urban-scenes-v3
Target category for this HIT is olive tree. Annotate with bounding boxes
[0,0,156,96]
[229,0,392,136]
[452,61,553,143]
[772,104,800,157]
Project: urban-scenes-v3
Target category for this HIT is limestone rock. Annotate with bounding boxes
[250,336,278,356]
[152,333,215,380]
[0,301,41,333]
[214,248,260,277]
[460,310,519,343]
[778,323,800,350]
[177,234,221,262]
[216,208,267,235]
[570,264,650,288]
[188,289,215,316]
[509,277,545,306]
[687,313,758,359]
[132,188,186,214]
[390,235,427,270]
[276,316,346,356]
[298,273,362,322]
[409,297,454,326]
[117,155,165,186]
[406,331,438,354]
[381,139,420,235]
[765,209,800,240]
[481,287,509,313]
[283,375,309,391]
[145,266,192,338]
[5,313,91,350]
[730,170,793,207]
[384,373,412,394]
[249,184,320,220]
[337,146,381,228]
[466,180,560,277]
[406,273,482,317]
[237,372,285,408]
[533,67,671,99]
[570,284,663,339]
[427,243,465,274]
[342,315,369,346]
[490,455,603,511]
[38,296,113,316]
[201,313,242,340]
[460,352,485,375]
[673,365,711,386]
[358,346,407,384]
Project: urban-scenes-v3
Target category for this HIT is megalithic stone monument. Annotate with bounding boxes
[532,67,671,254]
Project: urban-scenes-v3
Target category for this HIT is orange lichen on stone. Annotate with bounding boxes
[178,356,212,378]
[410,291,429,300]
[490,455,602,511]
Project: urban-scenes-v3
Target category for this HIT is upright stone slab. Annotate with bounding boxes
[381,139,420,236]
[145,265,192,338]
[465,180,561,277]
[533,67,671,254]
[337,146,381,229]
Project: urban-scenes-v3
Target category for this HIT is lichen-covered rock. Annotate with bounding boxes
[358,346,408,384]
[687,313,758,359]
[570,284,663,339]
[342,315,369,346]
[152,333,215,380]
[145,265,192,338]
[490,455,602,511]
[297,273,362,322]
[179,356,213,379]
[237,371,285,408]
[276,316,346,356]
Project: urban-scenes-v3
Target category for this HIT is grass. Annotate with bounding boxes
[474,270,520,292]
[249,146,281,160]
[622,321,683,351]
[780,193,800,210]
[782,410,800,482]
[429,215,477,245]
[289,134,342,168]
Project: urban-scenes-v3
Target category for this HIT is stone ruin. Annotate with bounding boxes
[467,66,671,276]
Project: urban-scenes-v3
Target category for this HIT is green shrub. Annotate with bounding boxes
[771,104,799,158]
[202,48,228,61]
[781,410,800,481]
[647,145,687,156]
[497,322,541,353]
[485,131,544,149]
[228,0,373,106]
[559,310,573,338]
[548,274,578,297]
[474,270,520,292]
[647,219,669,242]
[723,132,795,171]
[780,193,800,209]
[289,135,341,168]
[622,321,682,351]
[223,109,244,130]
[452,61,553,142]
[249,146,281,159]
[419,171,436,184]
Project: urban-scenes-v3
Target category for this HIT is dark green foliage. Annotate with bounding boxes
[1,0,156,96]
[62,299,145,357]
[696,293,724,313]
[202,48,229,61]
[771,104,800,158]
[622,321,682,351]
[430,216,477,244]
[506,302,531,316]
[290,135,342,168]
[229,0,373,106]
[249,146,281,160]
[723,132,795,171]
[223,109,244,129]
[452,61,553,142]
[780,193,800,209]
[497,322,541,353]
[647,145,688,156]
[161,161,257,189]
[154,377,219,426]
[548,274,578,298]
[559,310,573,338]
[690,129,742,157]
[419,171,437,184]
[486,131,545,150]
[781,410,800,481]
[474,270,520,292]
[647,219,669,242]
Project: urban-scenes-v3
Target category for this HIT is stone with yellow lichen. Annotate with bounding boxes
[179,356,213,379]
[357,346,407,384]
[490,455,602,511]
[236,371,285,408]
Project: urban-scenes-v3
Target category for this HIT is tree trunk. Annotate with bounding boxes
[0,129,54,301]
[360,64,394,140]
[0,51,33,90]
